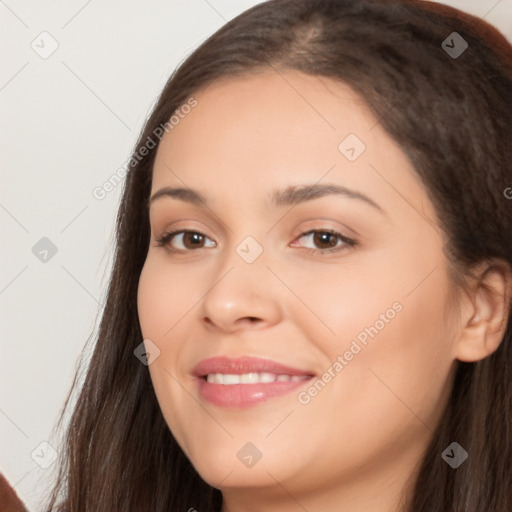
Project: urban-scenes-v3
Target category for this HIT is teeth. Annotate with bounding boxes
[240,373,259,384]
[222,374,241,385]
[259,372,276,383]
[205,373,309,385]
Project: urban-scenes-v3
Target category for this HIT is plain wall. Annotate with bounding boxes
[1,0,511,509]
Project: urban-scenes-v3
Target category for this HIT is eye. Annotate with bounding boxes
[155,230,216,252]
[154,228,356,255]
[291,229,356,254]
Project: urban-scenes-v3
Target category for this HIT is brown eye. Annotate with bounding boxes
[291,229,356,254]
[312,231,339,249]
[181,232,206,249]
[155,230,216,251]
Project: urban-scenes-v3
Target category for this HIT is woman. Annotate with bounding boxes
[41,0,512,510]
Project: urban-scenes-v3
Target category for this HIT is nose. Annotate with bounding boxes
[200,244,283,333]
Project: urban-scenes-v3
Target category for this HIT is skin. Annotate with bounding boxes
[137,69,510,512]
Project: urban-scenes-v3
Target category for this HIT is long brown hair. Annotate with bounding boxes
[43,1,512,510]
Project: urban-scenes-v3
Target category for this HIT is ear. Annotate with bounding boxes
[455,260,512,363]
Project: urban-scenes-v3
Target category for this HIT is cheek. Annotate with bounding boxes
[283,269,457,482]
[312,262,457,431]
[136,259,208,451]
[137,258,199,338]
[304,248,456,410]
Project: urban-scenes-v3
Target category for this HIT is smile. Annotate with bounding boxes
[193,356,315,408]
[205,373,310,384]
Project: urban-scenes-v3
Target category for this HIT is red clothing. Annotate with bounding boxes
[0,473,28,512]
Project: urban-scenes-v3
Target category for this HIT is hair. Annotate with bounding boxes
[43,1,512,510]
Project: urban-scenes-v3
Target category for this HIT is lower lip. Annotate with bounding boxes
[196,377,313,408]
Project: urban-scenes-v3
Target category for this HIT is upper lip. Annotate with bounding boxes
[192,356,315,378]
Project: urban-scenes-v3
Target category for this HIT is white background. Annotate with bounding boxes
[1,0,511,509]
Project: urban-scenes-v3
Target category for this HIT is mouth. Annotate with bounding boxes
[204,372,310,384]
[192,356,315,408]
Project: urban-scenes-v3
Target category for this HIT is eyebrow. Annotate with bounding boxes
[149,183,385,214]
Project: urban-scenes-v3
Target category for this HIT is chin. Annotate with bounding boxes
[184,442,298,490]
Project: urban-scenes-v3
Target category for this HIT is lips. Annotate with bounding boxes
[192,356,315,408]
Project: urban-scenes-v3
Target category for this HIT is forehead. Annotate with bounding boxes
[153,71,376,176]
[150,70,434,222]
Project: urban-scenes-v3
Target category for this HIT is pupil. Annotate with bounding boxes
[186,233,203,248]
[315,232,336,248]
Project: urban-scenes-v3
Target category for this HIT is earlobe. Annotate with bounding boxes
[455,260,512,363]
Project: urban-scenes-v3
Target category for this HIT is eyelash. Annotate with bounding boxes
[154,228,357,255]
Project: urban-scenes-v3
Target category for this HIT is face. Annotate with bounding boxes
[137,70,461,501]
